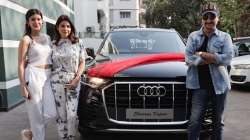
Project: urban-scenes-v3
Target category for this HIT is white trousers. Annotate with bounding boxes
[25,65,57,140]
[51,72,79,140]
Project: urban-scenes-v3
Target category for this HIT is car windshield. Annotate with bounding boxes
[233,39,250,56]
[102,31,185,54]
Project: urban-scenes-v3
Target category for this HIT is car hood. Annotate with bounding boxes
[232,55,250,65]
[96,54,187,78]
[114,61,187,78]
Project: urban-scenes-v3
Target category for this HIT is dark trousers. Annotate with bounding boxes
[188,89,227,140]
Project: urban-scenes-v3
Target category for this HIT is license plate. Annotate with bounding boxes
[126,109,173,119]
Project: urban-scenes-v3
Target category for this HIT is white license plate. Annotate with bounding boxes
[126,109,173,119]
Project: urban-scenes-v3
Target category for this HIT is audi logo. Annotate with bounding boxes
[137,85,166,97]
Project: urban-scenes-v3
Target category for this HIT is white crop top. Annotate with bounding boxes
[27,33,52,66]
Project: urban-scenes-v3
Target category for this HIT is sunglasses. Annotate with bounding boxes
[202,12,216,20]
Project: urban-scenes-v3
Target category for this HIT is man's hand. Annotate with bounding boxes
[196,51,216,64]
[200,52,216,64]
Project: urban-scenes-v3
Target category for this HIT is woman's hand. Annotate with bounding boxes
[18,36,31,100]
[65,76,81,90]
[65,59,84,90]
[21,86,31,100]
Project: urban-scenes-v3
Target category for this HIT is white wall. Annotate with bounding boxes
[110,0,139,27]
[74,0,99,36]
[110,0,139,9]
[97,0,110,33]
[74,0,140,36]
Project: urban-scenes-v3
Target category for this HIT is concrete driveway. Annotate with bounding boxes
[0,86,249,140]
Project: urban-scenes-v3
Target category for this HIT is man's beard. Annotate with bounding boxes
[204,21,216,30]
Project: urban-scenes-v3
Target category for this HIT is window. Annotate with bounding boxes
[100,38,118,55]
[101,31,186,54]
[120,12,131,19]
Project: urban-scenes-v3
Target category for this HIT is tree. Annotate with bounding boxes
[214,0,247,37]
[144,0,250,37]
[144,0,203,37]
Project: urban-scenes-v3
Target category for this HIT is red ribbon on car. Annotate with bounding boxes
[87,53,185,78]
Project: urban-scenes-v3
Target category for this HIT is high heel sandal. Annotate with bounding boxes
[21,129,32,140]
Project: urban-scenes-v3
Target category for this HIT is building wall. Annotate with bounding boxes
[110,9,139,27]
[97,0,110,34]
[110,0,139,28]
[75,0,99,38]
[74,0,140,38]
[110,0,139,10]
[0,0,74,111]
[75,0,110,38]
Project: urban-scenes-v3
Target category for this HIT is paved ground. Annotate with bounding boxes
[0,85,249,140]
[0,102,77,140]
[223,85,250,140]
[0,38,103,140]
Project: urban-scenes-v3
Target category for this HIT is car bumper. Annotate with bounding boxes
[230,68,250,85]
[77,83,213,134]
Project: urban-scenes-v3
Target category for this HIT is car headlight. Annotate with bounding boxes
[233,64,250,69]
[88,77,109,88]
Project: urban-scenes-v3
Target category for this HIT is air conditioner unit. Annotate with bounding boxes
[86,26,95,33]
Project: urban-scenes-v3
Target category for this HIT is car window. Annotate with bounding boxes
[82,38,102,53]
[238,43,248,51]
[99,31,185,55]
[234,39,250,56]
[100,37,119,55]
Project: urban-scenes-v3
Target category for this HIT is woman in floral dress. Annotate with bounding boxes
[51,15,85,140]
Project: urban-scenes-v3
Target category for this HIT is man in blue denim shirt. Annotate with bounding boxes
[185,2,233,140]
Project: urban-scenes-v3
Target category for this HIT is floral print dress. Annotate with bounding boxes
[51,39,85,140]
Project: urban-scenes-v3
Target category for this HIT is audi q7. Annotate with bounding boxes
[78,28,213,139]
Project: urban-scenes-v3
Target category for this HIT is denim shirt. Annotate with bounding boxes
[185,28,233,94]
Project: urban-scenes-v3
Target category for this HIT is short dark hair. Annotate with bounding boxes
[24,9,43,37]
[54,15,79,46]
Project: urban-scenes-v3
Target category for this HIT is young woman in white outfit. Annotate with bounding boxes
[18,9,57,140]
[51,15,85,140]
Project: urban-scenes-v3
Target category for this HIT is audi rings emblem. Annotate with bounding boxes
[137,85,166,97]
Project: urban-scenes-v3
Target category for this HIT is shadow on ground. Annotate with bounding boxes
[231,85,250,92]
[81,133,211,140]
[82,133,185,140]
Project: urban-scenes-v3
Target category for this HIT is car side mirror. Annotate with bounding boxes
[86,48,96,59]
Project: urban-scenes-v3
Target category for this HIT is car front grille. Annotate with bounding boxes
[231,75,246,82]
[102,81,191,124]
